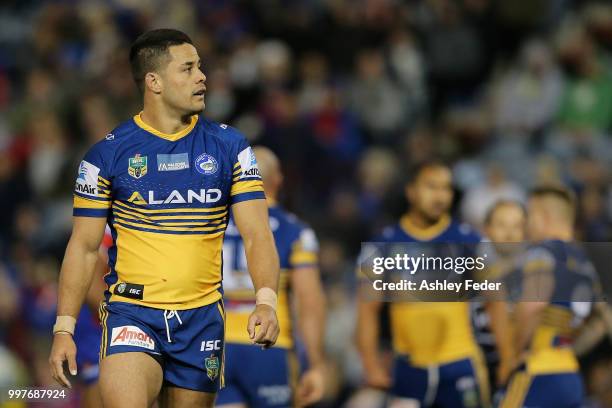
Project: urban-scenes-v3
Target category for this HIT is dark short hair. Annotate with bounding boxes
[406,159,450,185]
[529,185,576,219]
[484,199,526,226]
[129,29,193,93]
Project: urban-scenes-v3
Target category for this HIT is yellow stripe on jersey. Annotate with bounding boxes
[113,217,226,233]
[99,303,108,362]
[289,242,318,266]
[98,176,111,187]
[230,179,264,197]
[113,201,227,221]
[114,200,226,214]
[74,195,112,210]
[110,223,223,309]
[113,207,227,227]
[217,301,226,388]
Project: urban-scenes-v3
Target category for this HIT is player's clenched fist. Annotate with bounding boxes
[49,334,78,388]
[247,304,279,348]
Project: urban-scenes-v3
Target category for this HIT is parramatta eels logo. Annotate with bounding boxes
[195,153,218,175]
[204,354,220,381]
[128,154,148,179]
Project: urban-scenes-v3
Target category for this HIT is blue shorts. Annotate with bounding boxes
[74,306,102,385]
[99,300,225,393]
[498,371,583,408]
[391,355,489,408]
[216,343,294,407]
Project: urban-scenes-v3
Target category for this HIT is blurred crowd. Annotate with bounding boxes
[1,0,612,406]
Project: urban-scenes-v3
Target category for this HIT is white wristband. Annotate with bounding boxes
[255,287,278,310]
[53,315,76,335]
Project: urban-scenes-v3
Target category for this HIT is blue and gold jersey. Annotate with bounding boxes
[222,205,318,348]
[375,214,482,366]
[517,240,600,374]
[73,113,264,310]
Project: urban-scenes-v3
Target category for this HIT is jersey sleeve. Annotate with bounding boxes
[230,137,265,204]
[73,142,112,218]
[289,227,319,268]
[519,245,556,300]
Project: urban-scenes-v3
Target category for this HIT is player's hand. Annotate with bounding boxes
[364,363,391,390]
[296,364,326,407]
[247,304,279,348]
[49,333,77,388]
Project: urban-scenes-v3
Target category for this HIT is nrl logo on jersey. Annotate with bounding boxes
[128,154,148,179]
[204,354,220,381]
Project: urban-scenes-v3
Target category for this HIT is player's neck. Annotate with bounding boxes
[405,211,446,229]
[140,103,194,135]
[537,228,574,242]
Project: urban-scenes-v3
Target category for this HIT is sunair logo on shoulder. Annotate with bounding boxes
[128,189,222,205]
[75,160,99,197]
[237,147,260,178]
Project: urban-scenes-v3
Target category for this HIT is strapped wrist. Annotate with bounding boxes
[53,315,76,335]
[255,287,277,310]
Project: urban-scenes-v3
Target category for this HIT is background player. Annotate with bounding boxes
[48,29,280,408]
[499,186,600,408]
[472,201,526,395]
[217,146,327,408]
[356,161,488,408]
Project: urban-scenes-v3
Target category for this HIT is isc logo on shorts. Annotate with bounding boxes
[200,339,222,351]
[110,326,155,350]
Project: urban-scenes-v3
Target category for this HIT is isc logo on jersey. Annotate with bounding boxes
[75,160,99,197]
[110,326,155,350]
[127,189,222,205]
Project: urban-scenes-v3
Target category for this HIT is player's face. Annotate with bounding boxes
[408,166,453,223]
[526,198,547,241]
[486,204,526,243]
[159,43,206,115]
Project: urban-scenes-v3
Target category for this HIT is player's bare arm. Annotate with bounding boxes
[292,265,327,405]
[232,198,280,347]
[355,295,390,389]
[485,301,515,385]
[49,216,106,388]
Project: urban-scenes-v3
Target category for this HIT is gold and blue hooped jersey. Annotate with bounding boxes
[222,205,318,348]
[73,113,264,310]
[517,240,600,374]
[372,215,483,366]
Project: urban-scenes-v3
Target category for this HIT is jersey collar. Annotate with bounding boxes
[133,112,198,141]
[399,214,451,241]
